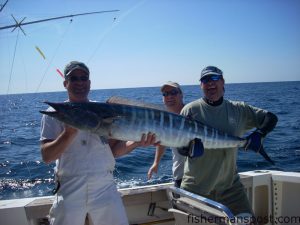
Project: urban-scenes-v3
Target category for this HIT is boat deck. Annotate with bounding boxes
[1,170,300,225]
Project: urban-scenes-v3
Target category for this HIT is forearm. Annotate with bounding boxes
[41,130,77,164]
[110,140,140,158]
[153,146,166,165]
[110,132,157,158]
[147,145,165,179]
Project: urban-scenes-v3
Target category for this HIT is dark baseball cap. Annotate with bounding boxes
[64,61,90,78]
[200,66,223,81]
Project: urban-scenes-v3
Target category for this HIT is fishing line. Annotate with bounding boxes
[0,159,54,189]
[20,41,29,93]
[6,28,19,95]
[34,19,73,94]
[23,161,33,183]
[87,0,148,63]
[3,23,72,185]
[86,17,117,63]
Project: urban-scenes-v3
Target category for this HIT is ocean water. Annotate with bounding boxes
[0,81,299,200]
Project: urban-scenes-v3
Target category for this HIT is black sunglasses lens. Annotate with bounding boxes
[80,76,88,81]
[69,76,88,82]
[69,76,77,82]
[163,90,179,97]
[201,75,221,83]
[170,90,179,95]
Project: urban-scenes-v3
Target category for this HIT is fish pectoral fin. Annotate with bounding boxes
[177,146,189,156]
[177,138,204,158]
[189,138,204,158]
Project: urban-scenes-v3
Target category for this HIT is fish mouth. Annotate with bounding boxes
[44,101,60,109]
[39,101,101,131]
[39,101,75,119]
[39,110,58,116]
[39,102,61,116]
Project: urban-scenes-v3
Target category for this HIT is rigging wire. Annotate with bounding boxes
[0,0,9,12]
[86,17,116,64]
[1,8,123,191]
[20,41,29,93]
[6,28,19,95]
[0,10,120,31]
[87,0,148,64]
[34,20,73,93]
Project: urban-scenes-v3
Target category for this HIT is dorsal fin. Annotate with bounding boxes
[106,96,166,111]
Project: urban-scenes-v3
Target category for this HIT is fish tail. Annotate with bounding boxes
[258,145,275,165]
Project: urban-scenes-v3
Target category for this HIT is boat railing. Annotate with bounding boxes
[167,186,236,225]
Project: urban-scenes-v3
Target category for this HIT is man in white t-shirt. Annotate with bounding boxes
[40,61,156,225]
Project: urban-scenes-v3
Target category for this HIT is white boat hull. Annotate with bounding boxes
[0,170,299,225]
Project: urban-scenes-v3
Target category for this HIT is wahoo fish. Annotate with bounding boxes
[40,100,274,164]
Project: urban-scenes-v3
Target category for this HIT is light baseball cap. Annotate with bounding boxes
[160,81,182,93]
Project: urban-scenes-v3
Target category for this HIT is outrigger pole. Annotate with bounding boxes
[0,0,9,12]
[0,10,119,35]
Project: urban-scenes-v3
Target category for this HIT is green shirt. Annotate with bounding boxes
[180,98,267,195]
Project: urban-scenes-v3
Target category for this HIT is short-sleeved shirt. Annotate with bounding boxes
[180,98,267,195]
[40,107,115,178]
[40,105,129,225]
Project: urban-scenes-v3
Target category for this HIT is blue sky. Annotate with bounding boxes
[0,0,299,94]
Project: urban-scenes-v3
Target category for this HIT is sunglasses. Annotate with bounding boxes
[200,75,222,84]
[162,89,179,97]
[67,75,89,82]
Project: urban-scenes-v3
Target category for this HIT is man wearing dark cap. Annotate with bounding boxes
[148,81,185,187]
[180,66,278,219]
[40,61,156,225]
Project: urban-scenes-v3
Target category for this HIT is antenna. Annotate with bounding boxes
[11,14,27,35]
[0,10,120,35]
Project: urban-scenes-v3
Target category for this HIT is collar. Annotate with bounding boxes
[203,97,223,106]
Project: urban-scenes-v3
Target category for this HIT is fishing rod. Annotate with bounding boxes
[0,10,120,35]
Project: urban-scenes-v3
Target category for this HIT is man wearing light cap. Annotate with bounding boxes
[40,61,156,225]
[180,66,278,219]
[148,81,185,187]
